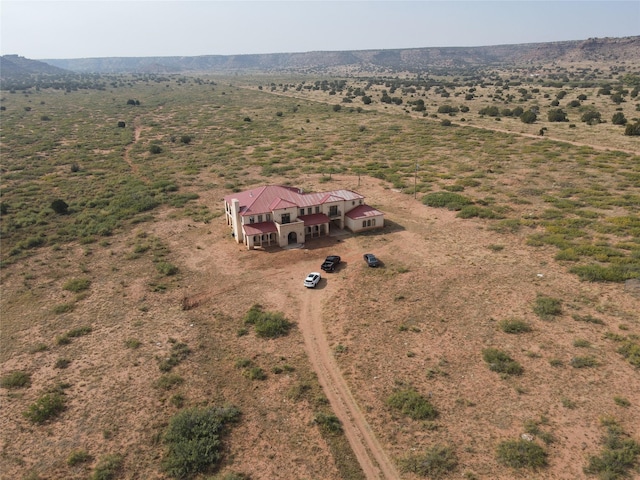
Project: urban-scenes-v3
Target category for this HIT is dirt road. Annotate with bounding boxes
[299,282,400,479]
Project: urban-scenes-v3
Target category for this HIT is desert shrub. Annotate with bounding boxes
[162,406,240,479]
[482,348,523,375]
[617,341,640,368]
[91,454,123,480]
[158,342,191,372]
[313,412,343,434]
[496,439,547,469]
[422,192,473,210]
[67,449,92,466]
[63,278,91,293]
[149,144,162,154]
[1,371,31,389]
[614,396,631,407]
[387,388,438,420]
[55,358,71,369]
[456,205,499,219]
[573,339,591,348]
[53,302,75,314]
[498,318,532,334]
[244,305,292,338]
[570,264,638,282]
[23,392,66,424]
[125,338,142,349]
[533,296,562,320]
[156,261,178,276]
[155,374,184,390]
[584,418,640,479]
[243,367,266,380]
[67,326,92,337]
[180,135,192,144]
[399,444,458,478]
[573,314,605,325]
[548,109,568,122]
[51,199,69,214]
[570,356,598,368]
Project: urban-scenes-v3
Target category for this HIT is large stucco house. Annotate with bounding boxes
[224,185,384,249]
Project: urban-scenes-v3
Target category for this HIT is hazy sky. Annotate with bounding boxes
[1,1,638,60]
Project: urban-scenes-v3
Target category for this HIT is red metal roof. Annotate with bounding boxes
[345,204,383,220]
[243,221,278,236]
[299,213,330,226]
[224,185,365,217]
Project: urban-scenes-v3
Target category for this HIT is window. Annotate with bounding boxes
[359,199,363,205]
[307,208,312,215]
[266,214,271,221]
[249,216,254,224]
[281,213,290,224]
[329,205,338,216]
[253,236,258,242]
[362,221,367,227]
[300,209,305,216]
[257,215,263,222]
[372,219,376,226]
[352,201,355,205]
[315,206,320,214]
[367,220,371,227]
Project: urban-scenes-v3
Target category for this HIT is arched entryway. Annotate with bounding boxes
[288,231,297,244]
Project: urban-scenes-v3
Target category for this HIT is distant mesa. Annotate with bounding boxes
[2,36,639,76]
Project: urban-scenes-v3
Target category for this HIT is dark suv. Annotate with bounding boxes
[363,253,380,267]
[321,255,341,272]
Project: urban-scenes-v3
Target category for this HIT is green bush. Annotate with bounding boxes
[570,264,638,282]
[63,278,91,293]
[156,261,178,276]
[244,305,292,338]
[23,392,66,424]
[67,326,92,337]
[585,418,639,479]
[91,454,124,480]
[482,348,523,375]
[617,341,640,368]
[53,302,75,314]
[243,367,266,380]
[570,356,598,368]
[67,449,92,466]
[155,374,184,390]
[533,296,562,320]
[498,318,532,334]
[313,412,343,434]
[399,445,458,478]
[162,406,240,478]
[496,439,547,469]
[158,342,191,372]
[1,371,31,389]
[387,388,438,420]
[422,191,473,211]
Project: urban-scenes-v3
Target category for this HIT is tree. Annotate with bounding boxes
[520,110,537,124]
[361,96,372,105]
[548,109,568,122]
[611,112,627,125]
[149,144,162,154]
[581,110,601,124]
[51,199,69,215]
[332,104,341,112]
[479,106,500,117]
[624,121,640,136]
[180,135,192,144]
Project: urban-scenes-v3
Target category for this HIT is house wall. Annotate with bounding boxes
[345,214,384,233]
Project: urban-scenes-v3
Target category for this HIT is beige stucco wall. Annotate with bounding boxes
[345,214,384,233]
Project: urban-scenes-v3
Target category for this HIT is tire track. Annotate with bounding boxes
[299,289,400,479]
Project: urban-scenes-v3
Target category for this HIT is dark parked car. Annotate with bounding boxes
[363,253,379,267]
[321,255,341,272]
